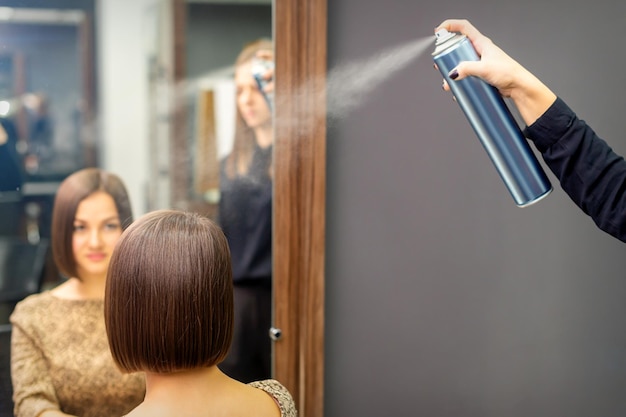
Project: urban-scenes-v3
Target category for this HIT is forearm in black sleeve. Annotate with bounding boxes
[525,98,626,242]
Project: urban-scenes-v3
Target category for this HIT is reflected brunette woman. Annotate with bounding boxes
[10,168,145,417]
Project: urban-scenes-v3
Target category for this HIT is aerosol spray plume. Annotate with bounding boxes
[272,35,436,137]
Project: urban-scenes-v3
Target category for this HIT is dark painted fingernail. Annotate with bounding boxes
[449,69,459,80]
[441,82,445,90]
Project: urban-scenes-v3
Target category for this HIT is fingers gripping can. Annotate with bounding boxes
[432,29,552,207]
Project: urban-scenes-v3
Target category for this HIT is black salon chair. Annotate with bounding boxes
[0,192,22,237]
[0,237,49,324]
[0,324,13,417]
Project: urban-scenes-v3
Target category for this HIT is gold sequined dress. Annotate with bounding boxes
[249,379,298,417]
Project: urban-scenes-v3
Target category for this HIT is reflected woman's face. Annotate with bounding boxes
[72,191,122,281]
[235,61,271,129]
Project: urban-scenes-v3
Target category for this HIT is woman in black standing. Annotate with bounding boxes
[218,38,275,383]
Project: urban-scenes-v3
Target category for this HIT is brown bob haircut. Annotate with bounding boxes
[51,167,133,279]
[104,209,234,373]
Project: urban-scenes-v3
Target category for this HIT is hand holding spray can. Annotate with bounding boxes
[432,29,552,207]
[251,57,274,111]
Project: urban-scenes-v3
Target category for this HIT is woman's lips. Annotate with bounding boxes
[86,253,106,261]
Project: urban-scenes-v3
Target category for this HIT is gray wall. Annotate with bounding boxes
[325,1,626,416]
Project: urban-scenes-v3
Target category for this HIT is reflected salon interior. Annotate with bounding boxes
[0,1,274,320]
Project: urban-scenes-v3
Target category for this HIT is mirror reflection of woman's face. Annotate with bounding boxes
[235,61,271,129]
[72,190,123,280]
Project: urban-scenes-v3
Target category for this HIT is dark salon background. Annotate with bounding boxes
[325,1,626,416]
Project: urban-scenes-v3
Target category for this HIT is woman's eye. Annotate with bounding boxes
[105,223,121,230]
[73,224,85,232]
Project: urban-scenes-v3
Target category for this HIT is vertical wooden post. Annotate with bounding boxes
[273,0,327,416]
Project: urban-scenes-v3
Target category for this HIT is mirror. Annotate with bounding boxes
[0,0,327,415]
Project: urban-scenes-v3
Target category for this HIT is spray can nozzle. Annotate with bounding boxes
[434,28,456,45]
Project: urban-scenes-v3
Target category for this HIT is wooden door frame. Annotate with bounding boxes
[273,1,327,416]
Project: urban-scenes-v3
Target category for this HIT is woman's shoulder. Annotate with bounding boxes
[11,290,55,312]
[248,379,297,417]
[10,290,100,326]
[9,291,58,332]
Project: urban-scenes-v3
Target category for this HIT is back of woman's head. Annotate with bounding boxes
[52,167,132,278]
[105,209,234,373]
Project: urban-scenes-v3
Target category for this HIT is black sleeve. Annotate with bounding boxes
[524,97,626,242]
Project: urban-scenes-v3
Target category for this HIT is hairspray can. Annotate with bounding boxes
[432,29,552,207]
[251,57,274,111]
